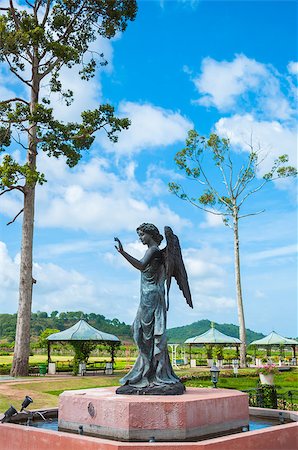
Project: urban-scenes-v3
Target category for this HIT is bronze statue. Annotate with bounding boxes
[114,223,192,395]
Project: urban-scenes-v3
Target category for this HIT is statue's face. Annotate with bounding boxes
[138,230,151,245]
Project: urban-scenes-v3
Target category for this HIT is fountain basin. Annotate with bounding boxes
[58,387,249,441]
[0,415,297,450]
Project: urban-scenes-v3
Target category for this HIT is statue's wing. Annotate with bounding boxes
[164,226,193,311]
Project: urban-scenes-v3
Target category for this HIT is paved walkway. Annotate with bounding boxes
[0,374,75,384]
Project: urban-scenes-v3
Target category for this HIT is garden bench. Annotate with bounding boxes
[278,366,291,372]
[85,361,108,374]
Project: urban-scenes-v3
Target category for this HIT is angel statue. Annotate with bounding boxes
[114,223,192,395]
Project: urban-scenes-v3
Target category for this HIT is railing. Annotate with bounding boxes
[243,388,298,410]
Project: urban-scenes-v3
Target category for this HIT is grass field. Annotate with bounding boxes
[0,366,297,413]
[0,372,126,411]
[1,352,297,412]
[0,355,121,364]
[183,370,298,393]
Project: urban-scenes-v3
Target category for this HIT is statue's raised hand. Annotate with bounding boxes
[114,237,123,253]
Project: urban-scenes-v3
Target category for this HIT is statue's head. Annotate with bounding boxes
[136,223,163,246]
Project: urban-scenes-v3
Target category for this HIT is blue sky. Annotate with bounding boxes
[0,0,297,337]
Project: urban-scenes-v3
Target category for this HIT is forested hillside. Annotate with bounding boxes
[166,319,265,344]
[0,311,132,342]
[0,312,265,344]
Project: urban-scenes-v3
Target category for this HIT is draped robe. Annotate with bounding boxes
[120,247,179,388]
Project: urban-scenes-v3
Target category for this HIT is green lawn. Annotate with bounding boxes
[0,355,119,364]
[0,364,296,413]
[0,372,126,411]
[184,371,297,392]
[182,368,298,408]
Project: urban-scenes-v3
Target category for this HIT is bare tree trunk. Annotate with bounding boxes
[233,209,247,368]
[11,186,35,376]
[11,61,39,376]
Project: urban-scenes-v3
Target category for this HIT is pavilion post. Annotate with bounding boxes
[236,345,239,359]
[110,343,116,365]
[253,345,256,360]
[47,341,51,363]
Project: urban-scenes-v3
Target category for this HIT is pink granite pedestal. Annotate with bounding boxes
[58,387,249,442]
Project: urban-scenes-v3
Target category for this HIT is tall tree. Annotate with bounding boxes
[169,131,297,367]
[0,0,137,376]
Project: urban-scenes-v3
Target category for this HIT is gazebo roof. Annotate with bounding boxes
[47,319,120,343]
[184,326,241,345]
[250,331,298,346]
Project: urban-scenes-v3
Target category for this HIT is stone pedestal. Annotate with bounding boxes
[58,386,249,441]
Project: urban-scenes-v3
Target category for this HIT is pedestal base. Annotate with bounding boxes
[58,386,249,441]
[116,381,185,395]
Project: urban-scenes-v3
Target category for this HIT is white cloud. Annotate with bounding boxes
[246,244,297,263]
[192,54,294,120]
[183,246,231,292]
[185,253,225,278]
[1,146,190,235]
[0,69,19,102]
[42,67,103,123]
[287,61,298,75]
[31,153,190,233]
[215,114,297,174]
[0,242,19,290]
[200,211,224,228]
[35,240,103,259]
[0,240,115,317]
[37,187,188,233]
[40,34,115,123]
[194,54,265,110]
[99,101,193,155]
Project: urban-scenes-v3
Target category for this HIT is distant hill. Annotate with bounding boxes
[0,312,264,345]
[0,311,132,342]
[167,319,265,344]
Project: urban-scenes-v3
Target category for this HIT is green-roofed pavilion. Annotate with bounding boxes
[185,327,241,345]
[46,319,120,364]
[249,331,298,359]
[184,324,241,362]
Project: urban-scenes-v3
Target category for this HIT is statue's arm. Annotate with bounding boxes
[115,238,157,271]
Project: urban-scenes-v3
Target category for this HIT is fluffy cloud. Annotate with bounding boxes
[200,211,224,229]
[31,153,190,233]
[287,61,298,75]
[188,54,297,179]
[41,35,115,123]
[192,54,294,120]
[0,240,118,316]
[1,237,236,325]
[194,54,266,110]
[99,101,193,155]
[0,68,20,102]
[215,114,297,174]
[0,243,19,292]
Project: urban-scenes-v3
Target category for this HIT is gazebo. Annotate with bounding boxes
[184,325,241,363]
[184,325,241,359]
[47,319,120,365]
[249,331,298,360]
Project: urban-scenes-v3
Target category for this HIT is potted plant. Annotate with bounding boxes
[257,364,278,385]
